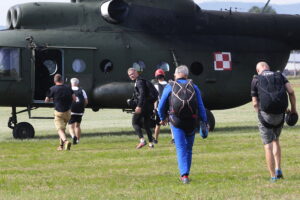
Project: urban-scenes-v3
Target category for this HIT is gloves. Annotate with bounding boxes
[199,121,209,139]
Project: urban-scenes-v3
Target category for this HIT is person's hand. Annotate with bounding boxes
[135,106,142,114]
[160,120,168,126]
[200,121,209,139]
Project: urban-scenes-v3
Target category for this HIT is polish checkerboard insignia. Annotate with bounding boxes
[214,52,232,71]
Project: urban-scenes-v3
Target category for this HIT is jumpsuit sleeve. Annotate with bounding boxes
[158,84,172,121]
[136,79,146,107]
[194,85,207,122]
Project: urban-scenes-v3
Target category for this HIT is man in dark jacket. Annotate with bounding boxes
[128,68,154,149]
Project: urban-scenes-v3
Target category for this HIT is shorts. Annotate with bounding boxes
[258,111,284,144]
[54,110,71,131]
[69,115,83,124]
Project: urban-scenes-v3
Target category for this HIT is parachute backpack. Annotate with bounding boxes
[169,79,198,120]
[257,72,288,114]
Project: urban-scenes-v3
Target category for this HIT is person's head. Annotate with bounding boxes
[256,61,270,75]
[127,68,139,81]
[155,69,165,80]
[71,78,79,87]
[174,65,189,80]
[54,74,63,85]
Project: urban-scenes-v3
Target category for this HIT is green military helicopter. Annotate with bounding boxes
[0,0,298,138]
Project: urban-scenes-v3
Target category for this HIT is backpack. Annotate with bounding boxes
[169,79,198,120]
[155,81,167,99]
[257,72,288,114]
[71,88,85,113]
[141,79,159,103]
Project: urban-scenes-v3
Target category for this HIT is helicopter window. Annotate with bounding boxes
[72,59,86,73]
[0,48,20,78]
[100,59,113,73]
[156,62,170,72]
[43,60,57,75]
[132,61,146,72]
[190,62,204,75]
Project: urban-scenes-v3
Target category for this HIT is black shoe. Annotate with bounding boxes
[276,169,284,179]
[153,139,158,144]
[171,139,175,144]
[73,136,78,145]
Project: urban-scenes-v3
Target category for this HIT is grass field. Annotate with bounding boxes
[0,80,300,200]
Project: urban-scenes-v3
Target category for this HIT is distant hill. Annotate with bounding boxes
[198,2,300,14]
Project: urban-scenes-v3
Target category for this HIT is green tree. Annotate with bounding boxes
[248,5,276,14]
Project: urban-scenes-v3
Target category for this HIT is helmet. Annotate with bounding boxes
[155,69,165,77]
[285,111,298,126]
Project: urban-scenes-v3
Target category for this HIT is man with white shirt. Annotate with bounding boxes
[68,78,88,144]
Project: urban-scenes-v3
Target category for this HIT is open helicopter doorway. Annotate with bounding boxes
[34,49,63,102]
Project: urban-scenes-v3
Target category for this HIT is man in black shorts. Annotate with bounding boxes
[251,62,297,182]
[45,74,76,151]
[68,78,88,144]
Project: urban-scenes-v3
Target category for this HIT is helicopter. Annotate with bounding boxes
[0,0,299,138]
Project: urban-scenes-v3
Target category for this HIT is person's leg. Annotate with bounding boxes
[132,113,144,140]
[264,143,276,178]
[154,125,160,141]
[186,133,195,175]
[75,122,81,140]
[68,123,75,138]
[143,113,153,143]
[172,125,189,177]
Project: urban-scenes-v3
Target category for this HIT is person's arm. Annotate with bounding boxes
[285,82,297,114]
[82,90,89,106]
[135,79,146,113]
[252,96,259,112]
[250,77,259,112]
[158,84,171,124]
[45,88,53,103]
[194,85,207,122]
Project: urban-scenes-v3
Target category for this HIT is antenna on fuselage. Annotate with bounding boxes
[261,0,271,13]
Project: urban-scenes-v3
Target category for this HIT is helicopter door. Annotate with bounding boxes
[33,49,63,102]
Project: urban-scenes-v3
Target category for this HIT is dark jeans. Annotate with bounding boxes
[132,104,153,142]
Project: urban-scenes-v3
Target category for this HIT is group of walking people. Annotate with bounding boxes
[45,61,297,184]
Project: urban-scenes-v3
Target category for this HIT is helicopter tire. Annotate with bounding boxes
[206,109,215,131]
[13,122,35,139]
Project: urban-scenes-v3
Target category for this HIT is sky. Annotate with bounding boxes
[0,0,300,26]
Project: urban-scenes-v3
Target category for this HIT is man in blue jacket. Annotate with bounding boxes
[158,65,207,184]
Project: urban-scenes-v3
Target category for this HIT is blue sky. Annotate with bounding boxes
[0,0,300,26]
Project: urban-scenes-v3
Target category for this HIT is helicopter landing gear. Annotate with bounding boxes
[8,106,35,139]
[206,109,215,131]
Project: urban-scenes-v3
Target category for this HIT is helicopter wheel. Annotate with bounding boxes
[13,122,35,139]
[206,109,215,131]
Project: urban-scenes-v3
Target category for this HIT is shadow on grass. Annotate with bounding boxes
[33,124,300,140]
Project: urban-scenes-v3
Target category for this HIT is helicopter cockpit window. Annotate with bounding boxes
[100,59,113,73]
[156,62,170,72]
[43,60,57,75]
[72,59,86,73]
[0,48,20,79]
[132,61,146,73]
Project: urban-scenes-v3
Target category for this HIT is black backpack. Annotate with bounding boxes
[141,79,159,103]
[257,72,288,114]
[169,79,198,120]
[71,88,85,113]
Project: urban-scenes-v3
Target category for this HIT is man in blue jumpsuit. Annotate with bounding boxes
[158,65,207,184]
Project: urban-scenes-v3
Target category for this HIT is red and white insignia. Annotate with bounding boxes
[213,52,232,71]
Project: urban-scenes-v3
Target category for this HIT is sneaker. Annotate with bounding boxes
[136,141,146,149]
[57,145,63,151]
[270,177,278,182]
[171,139,175,144]
[276,169,284,179]
[64,141,71,150]
[149,143,154,148]
[153,139,158,144]
[73,136,78,145]
[180,175,190,184]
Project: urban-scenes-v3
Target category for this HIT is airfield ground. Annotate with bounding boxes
[0,79,299,200]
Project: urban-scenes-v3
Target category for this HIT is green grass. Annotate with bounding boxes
[0,81,300,200]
